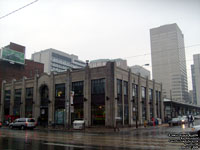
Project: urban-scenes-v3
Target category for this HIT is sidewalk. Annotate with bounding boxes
[35,123,169,133]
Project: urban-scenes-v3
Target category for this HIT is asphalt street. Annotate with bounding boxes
[0,120,199,150]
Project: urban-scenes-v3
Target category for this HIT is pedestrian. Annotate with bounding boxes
[190,115,194,127]
[187,115,191,127]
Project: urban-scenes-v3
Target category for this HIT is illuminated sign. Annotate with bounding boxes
[1,47,25,65]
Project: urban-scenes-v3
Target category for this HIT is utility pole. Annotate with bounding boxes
[170,90,173,119]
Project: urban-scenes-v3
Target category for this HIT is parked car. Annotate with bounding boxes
[168,118,181,126]
[194,115,200,119]
[180,116,188,124]
[0,122,2,128]
[9,118,36,130]
[191,125,200,137]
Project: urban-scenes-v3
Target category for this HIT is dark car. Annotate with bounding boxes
[9,118,36,130]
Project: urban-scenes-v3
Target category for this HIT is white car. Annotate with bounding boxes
[191,125,200,136]
[9,118,37,130]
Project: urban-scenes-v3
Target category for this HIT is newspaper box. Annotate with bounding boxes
[73,120,85,130]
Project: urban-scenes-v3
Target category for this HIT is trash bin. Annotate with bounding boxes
[73,120,85,130]
[157,118,162,125]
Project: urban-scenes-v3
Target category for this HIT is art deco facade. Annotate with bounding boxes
[0,62,163,127]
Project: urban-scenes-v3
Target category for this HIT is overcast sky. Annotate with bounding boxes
[0,0,200,89]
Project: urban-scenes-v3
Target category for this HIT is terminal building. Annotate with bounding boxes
[0,62,163,127]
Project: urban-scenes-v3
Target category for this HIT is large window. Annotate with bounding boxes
[91,79,105,125]
[72,81,84,96]
[132,84,138,121]
[26,88,33,99]
[141,87,146,121]
[55,109,65,125]
[71,81,84,122]
[149,88,153,119]
[14,89,22,117]
[124,81,128,96]
[117,79,123,125]
[4,90,11,115]
[141,87,146,99]
[4,90,11,101]
[117,79,122,95]
[91,79,105,95]
[55,84,65,98]
[25,88,33,118]
[124,81,128,124]
[55,84,65,125]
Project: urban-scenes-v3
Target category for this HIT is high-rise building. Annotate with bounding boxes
[150,23,188,103]
[32,48,86,74]
[191,65,197,104]
[192,54,200,105]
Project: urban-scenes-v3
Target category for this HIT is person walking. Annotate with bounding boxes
[187,115,191,127]
[190,115,194,127]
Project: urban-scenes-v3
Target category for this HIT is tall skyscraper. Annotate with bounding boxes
[191,54,200,105]
[191,65,197,104]
[150,23,188,103]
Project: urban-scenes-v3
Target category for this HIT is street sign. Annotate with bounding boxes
[70,106,74,113]
[70,91,74,104]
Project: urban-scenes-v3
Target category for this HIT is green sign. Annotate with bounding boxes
[1,47,25,64]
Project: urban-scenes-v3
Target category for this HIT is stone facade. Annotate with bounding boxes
[0,62,163,127]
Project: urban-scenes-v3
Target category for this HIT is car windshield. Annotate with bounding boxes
[172,118,179,121]
[28,119,35,122]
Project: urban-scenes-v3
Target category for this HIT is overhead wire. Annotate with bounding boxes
[124,44,200,59]
[0,0,39,20]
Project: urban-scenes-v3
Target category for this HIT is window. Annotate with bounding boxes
[117,79,122,95]
[91,79,105,95]
[72,81,84,96]
[52,52,71,63]
[4,90,11,101]
[55,84,65,98]
[132,84,138,98]
[26,88,33,99]
[124,81,128,96]
[15,89,21,99]
[149,89,153,100]
[141,87,146,99]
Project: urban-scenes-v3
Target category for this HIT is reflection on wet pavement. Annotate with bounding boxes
[0,122,197,150]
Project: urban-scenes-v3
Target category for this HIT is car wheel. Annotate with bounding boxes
[21,126,25,130]
[198,131,200,138]
[9,125,13,129]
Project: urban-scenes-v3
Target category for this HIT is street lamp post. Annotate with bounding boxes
[170,90,173,119]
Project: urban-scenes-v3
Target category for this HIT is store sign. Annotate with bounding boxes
[1,47,25,65]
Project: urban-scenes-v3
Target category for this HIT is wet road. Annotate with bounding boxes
[0,121,199,150]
